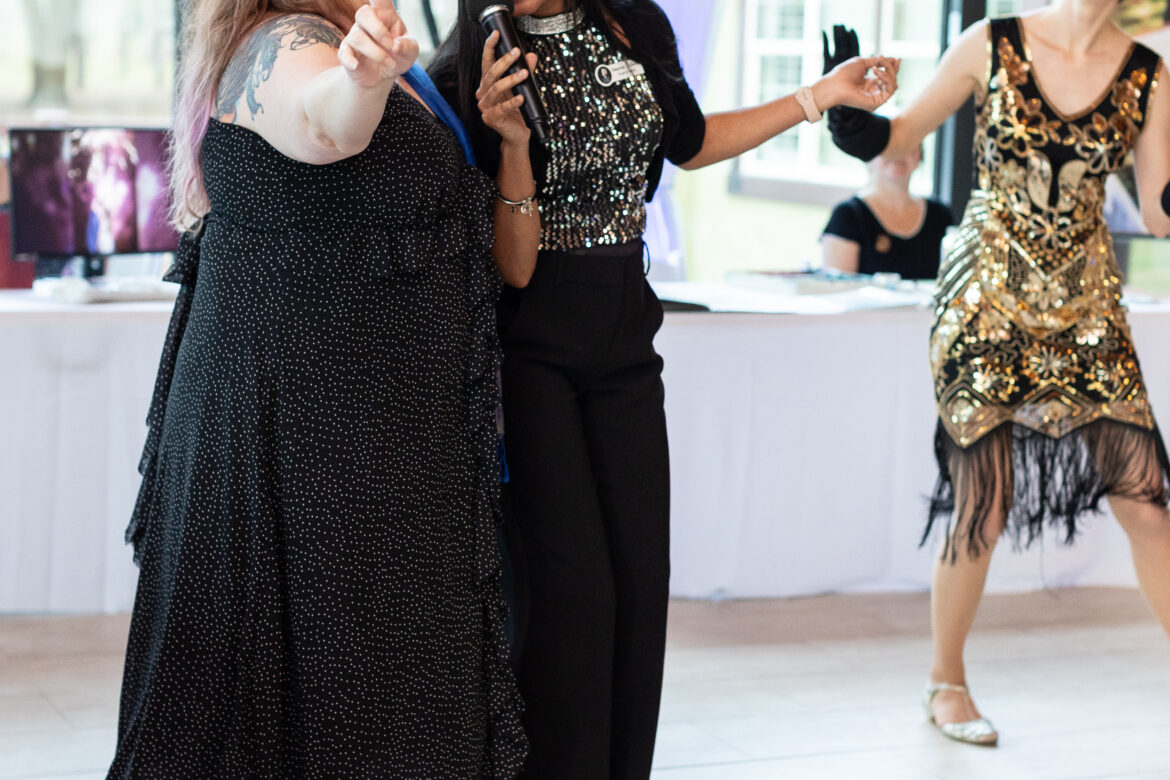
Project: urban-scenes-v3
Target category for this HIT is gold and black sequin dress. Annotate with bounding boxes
[927,17,1170,557]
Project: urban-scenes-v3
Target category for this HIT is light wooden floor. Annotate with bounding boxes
[1,588,1167,779]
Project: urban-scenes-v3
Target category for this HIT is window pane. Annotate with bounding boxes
[758,55,802,102]
[0,0,174,122]
[756,53,801,162]
[887,57,937,111]
[891,0,939,41]
[0,2,37,111]
[398,0,460,64]
[987,0,1029,16]
[0,0,467,119]
[757,0,805,40]
[820,0,877,48]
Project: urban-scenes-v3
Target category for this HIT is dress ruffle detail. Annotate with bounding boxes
[458,165,529,777]
[124,166,526,775]
[124,226,203,565]
[114,89,527,777]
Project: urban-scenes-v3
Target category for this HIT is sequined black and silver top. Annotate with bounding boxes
[428,3,706,248]
[519,9,664,251]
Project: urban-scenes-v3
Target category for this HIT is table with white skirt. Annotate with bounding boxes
[4,286,1169,613]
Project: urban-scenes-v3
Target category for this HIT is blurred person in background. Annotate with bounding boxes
[821,143,953,279]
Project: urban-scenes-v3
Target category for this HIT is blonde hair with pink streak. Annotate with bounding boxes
[171,0,357,231]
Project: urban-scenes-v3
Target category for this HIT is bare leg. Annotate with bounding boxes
[928,428,1011,726]
[1110,495,1170,639]
[928,524,1003,723]
[1085,420,1170,639]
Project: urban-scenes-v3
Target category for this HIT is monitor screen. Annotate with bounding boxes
[9,127,179,258]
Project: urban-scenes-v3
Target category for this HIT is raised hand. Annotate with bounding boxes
[477,30,538,148]
[825,55,900,111]
[338,0,419,88]
[817,24,899,112]
[822,24,860,75]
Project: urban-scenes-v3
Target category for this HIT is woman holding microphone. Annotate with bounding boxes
[434,3,897,776]
[109,0,539,775]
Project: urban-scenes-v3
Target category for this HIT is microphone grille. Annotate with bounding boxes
[465,0,515,22]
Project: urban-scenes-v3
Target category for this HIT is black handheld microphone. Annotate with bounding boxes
[468,0,551,145]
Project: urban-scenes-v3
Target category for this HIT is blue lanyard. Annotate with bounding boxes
[402,64,478,166]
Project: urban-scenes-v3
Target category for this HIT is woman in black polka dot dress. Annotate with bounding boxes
[108,1,540,776]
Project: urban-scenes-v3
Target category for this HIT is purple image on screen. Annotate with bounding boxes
[9,127,178,257]
[10,130,75,255]
[134,130,178,252]
[71,129,139,255]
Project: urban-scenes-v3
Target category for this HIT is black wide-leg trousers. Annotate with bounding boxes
[500,247,670,780]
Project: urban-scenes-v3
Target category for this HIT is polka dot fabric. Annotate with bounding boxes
[109,87,527,778]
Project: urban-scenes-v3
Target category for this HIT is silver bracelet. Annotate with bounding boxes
[497,190,537,217]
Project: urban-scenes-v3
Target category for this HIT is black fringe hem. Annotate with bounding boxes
[925,418,1170,562]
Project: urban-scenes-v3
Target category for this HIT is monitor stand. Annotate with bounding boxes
[82,256,106,279]
[33,258,71,279]
[31,255,108,280]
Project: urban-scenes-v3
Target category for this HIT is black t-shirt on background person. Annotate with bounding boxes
[822,196,954,279]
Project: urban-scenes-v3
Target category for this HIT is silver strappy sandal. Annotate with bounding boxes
[923,682,999,746]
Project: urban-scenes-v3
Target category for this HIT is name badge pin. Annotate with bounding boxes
[595,60,645,86]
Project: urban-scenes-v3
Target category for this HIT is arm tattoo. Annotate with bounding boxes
[215,15,345,122]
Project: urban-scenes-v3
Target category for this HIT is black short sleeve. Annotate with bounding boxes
[622,1,707,168]
[666,79,706,166]
[822,199,867,244]
[433,0,704,199]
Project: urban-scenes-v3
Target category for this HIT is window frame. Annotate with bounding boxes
[730,0,947,206]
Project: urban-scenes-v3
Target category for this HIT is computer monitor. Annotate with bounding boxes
[8,127,179,263]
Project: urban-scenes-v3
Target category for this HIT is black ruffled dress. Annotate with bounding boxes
[108,87,525,777]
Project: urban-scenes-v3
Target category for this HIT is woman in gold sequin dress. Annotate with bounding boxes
[830,0,1170,746]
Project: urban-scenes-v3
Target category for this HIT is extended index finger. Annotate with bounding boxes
[355,4,394,50]
[369,0,406,35]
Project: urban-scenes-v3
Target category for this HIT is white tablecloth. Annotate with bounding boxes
[0,293,173,614]
[3,288,1170,612]
[657,304,1170,598]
